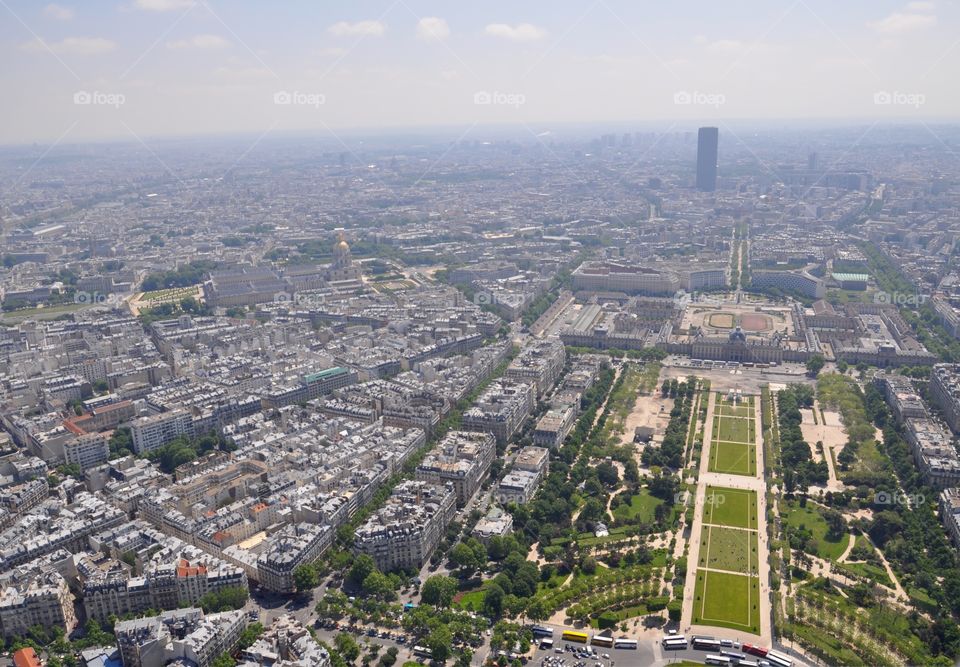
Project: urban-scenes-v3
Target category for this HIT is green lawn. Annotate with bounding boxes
[612,489,664,524]
[715,415,752,443]
[781,500,849,561]
[709,441,757,476]
[693,569,761,634]
[716,404,752,419]
[700,526,759,575]
[0,302,88,321]
[703,486,758,530]
[452,589,485,611]
[836,561,892,587]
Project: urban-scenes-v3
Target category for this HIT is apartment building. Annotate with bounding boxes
[353,480,456,572]
[505,339,566,398]
[930,364,960,434]
[64,432,110,471]
[462,380,535,446]
[0,570,78,640]
[130,409,195,454]
[256,523,333,594]
[533,405,576,449]
[497,446,550,505]
[415,430,495,506]
[903,418,960,488]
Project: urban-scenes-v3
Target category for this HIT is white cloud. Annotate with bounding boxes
[417,17,450,40]
[167,34,230,50]
[484,23,546,42]
[134,0,194,11]
[906,1,936,10]
[706,39,745,53]
[869,11,937,33]
[20,36,117,54]
[43,4,74,20]
[327,20,386,37]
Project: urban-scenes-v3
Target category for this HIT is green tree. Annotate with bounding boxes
[362,570,396,601]
[420,574,458,608]
[211,655,237,667]
[349,554,376,586]
[449,542,480,574]
[427,625,453,662]
[335,632,361,664]
[293,563,320,592]
[483,585,505,618]
[806,354,825,377]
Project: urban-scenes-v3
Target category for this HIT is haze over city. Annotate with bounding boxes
[3,3,960,667]
[2,0,959,143]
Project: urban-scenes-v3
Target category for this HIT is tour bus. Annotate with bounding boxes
[613,638,637,650]
[562,630,589,644]
[661,635,688,650]
[590,634,613,648]
[531,625,554,639]
[743,644,768,657]
[765,649,793,667]
[412,646,431,658]
[720,649,747,661]
[693,636,722,651]
[704,655,732,666]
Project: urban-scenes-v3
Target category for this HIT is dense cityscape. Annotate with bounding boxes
[3,2,960,667]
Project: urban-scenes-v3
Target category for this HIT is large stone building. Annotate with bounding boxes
[114,607,246,667]
[504,340,565,398]
[572,261,682,295]
[353,480,456,572]
[462,380,535,447]
[130,409,195,454]
[415,431,495,506]
[497,446,550,505]
[256,523,333,594]
[0,569,77,640]
[930,364,960,434]
[751,269,826,299]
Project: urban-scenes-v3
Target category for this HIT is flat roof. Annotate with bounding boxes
[831,272,869,282]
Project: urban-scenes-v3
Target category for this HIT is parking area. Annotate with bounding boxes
[529,641,653,667]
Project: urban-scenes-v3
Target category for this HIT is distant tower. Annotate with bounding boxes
[696,127,719,192]
[808,151,818,171]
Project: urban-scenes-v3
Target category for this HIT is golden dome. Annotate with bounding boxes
[333,232,350,253]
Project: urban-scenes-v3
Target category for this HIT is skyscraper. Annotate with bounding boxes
[696,127,719,192]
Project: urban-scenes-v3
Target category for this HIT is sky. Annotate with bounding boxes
[1,0,957,145]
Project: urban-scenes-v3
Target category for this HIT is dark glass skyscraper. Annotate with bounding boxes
[696,126,719,192]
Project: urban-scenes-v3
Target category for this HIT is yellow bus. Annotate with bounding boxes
[562,631,588,644]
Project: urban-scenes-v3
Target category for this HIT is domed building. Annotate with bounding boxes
[324,231,363,286]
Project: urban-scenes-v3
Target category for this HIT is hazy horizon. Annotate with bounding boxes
[3,0,958,146]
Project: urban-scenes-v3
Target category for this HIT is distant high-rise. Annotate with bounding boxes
[696,127,719,192]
